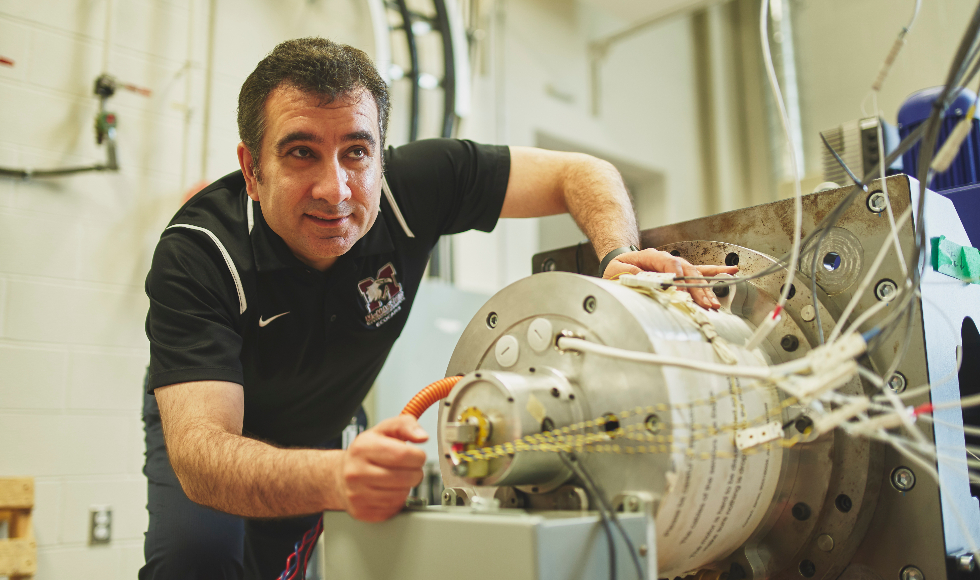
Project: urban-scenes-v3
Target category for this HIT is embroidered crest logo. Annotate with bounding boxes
[357,262,405,327]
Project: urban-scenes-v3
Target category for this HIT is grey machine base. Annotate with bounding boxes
[320,507,651,580]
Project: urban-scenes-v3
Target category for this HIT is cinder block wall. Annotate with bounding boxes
[0,0,213,575]
[0,0,380,574]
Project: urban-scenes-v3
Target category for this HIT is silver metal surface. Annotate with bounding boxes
[320,507,650,580]
[527,175,980,578]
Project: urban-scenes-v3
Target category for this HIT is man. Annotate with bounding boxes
[141,37,734,579]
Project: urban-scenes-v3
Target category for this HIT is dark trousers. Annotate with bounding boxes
[139,391,361,580]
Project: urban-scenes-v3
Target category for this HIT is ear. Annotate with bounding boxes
[237,143,260,202]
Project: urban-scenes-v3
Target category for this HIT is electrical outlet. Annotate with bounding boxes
[89,506,112,545]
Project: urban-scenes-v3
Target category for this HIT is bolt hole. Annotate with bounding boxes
[531,487,539,493]
[725,252,740,267]
[644,414,663,433]
[835,494,852,513]
[822,252,842,271]
[799,559,816,578]
[791,502,811,521]
[669,250,681,257]
[602,413,621,434]
[780,284,796,300]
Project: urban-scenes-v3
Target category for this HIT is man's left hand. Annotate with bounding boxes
[602,249,739,310]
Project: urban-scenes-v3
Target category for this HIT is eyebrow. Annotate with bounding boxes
[275,131,322,155]
[342,130,376,148]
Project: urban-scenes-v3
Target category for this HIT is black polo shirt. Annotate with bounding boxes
[145,139,510,447]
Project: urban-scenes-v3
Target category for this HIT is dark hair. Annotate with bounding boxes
[237,37,390,181]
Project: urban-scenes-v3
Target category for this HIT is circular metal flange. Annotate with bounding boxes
[660,240,881,580]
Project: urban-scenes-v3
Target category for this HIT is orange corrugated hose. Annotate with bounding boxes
[401,376,463,419]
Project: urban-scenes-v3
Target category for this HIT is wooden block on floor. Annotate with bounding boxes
[0,478,33,510]
[0,537,37,577]
[0,477,35,578]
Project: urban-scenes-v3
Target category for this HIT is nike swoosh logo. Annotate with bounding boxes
[258,312,290,327]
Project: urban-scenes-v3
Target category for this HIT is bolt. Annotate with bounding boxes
[639,544,648,556]
[868,191,888,213]
[892,467,916,492]
[453,463,469,477]
[887,372,908,394]
[542,258,557,272]
[781,334,800,352]
[541,417,555,432]
[800,559,817,577]
[551,387,560,398]
[625,496,640,512]
[958,553,976,572]
[713,282,730,298]
[725,252,740,267]
[792,502,811,521]
[583,296,597,313]
[487,312,498,328]
[817,534,835,552]
[900,565,925,580]
[875,279,898,302]
[801,305,816,322]
[835,493,852,513]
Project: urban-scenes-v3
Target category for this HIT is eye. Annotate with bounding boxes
[290,147,313,159]
[348,147,368,160]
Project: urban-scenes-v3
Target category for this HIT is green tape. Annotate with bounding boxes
[931,235,980,284]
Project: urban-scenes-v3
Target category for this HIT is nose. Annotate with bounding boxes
[311,157,352,205]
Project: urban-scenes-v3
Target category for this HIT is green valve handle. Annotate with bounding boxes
[931,235,980,284]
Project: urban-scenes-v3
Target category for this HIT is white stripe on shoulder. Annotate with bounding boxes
[246,195,255,234]
[166,224,248,315]
[381,176,415,238]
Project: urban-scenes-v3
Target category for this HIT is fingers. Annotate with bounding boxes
[373,414,429,443]
[339,418,429,522]
[606,249,741,310]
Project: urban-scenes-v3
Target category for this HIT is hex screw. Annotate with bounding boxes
[887,372,908,394]
[781,334,800,352]
[583,296,597,313]
[867,191,888,213]
[835,493,852,513]
[958,553,976,572]
[892,466,916,492]
[875,279,898,302]
[487,312,498,328]
[900,565,925,580]
[799,559,816,578]
[792,502,811,521]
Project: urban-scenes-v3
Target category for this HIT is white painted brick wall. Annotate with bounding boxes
[0,1,377,577]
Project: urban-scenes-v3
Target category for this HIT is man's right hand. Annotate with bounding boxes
[336,415,429,522]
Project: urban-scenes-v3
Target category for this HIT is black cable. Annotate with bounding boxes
[560,452,616,580]
[560,451,646,580]
[395,0,421,142]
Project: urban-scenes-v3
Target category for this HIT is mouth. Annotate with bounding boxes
[304,213,350,227]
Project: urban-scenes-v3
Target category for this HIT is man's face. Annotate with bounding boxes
[238,85,383,271]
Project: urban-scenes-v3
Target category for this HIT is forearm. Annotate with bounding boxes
[559,155,639,260]
[166,425,347,518]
